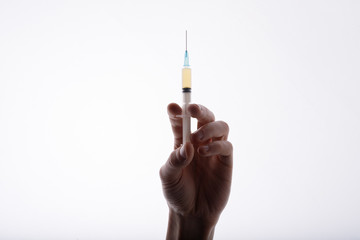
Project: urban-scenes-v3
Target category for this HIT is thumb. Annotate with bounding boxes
[159,142,194,184]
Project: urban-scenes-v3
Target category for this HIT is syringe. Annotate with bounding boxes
[182,30,191,145]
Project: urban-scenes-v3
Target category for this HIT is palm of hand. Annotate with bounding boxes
[178,152,232,219]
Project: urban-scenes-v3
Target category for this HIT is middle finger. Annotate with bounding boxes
[188,104,215,128]
[190,120,229,144]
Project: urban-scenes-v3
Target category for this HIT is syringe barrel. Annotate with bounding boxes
[182,67,191,89]
[182,92,191,145]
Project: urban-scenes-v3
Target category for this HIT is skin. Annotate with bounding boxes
[160,103,233,240]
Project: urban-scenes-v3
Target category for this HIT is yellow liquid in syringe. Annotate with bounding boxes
[182,67,191,89]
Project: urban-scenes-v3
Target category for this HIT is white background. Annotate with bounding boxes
[1,0,359,239]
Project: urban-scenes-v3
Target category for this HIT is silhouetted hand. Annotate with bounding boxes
[160,103,233,240]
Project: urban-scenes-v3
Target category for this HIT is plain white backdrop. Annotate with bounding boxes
[1,0,359,239]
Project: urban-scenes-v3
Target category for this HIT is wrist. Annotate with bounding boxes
[166,209,218,240]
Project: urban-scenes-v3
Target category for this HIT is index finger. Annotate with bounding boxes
[188,104,215,128]
[167,103,183,148]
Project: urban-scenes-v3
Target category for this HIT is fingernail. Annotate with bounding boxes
[201,145,209,153]
[180,145,186,158]
[197,131,204,141]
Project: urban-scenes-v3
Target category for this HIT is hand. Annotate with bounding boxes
[160,103,233,240]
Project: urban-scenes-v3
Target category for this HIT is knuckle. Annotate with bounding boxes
[170,120,181,128]
[199,106,215,121]
[174,142,181,149]
[209,111,215,121]
[227,141,233,152]
[218,121,229,132]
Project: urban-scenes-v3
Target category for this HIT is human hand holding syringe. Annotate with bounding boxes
[160,103,233,240]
